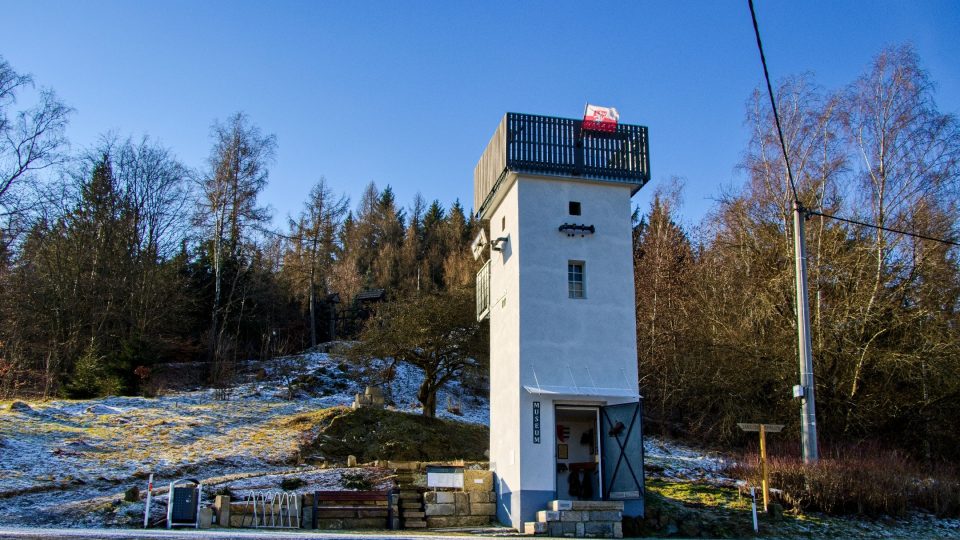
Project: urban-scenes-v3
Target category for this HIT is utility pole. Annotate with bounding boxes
[792,201,819,463]
[749,0,819,464]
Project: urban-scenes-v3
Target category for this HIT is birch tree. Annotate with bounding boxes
[840,45,960,424]
[198,113,275,388]
[0,56,71,252]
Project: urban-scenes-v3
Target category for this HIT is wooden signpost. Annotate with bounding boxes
[737,423,784,513]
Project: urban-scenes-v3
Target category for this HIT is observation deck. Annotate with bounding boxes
[473,112,650,219]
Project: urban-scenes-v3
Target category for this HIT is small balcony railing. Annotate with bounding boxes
[476,259,490,321]
[474,112,650,218]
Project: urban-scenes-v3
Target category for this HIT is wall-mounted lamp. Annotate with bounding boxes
[491,237,509,252]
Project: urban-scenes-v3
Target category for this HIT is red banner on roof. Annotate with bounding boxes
[582,104,619,132]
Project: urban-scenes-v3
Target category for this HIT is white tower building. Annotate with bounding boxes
[474,112,650,530]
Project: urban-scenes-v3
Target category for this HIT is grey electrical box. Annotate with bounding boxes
[792,385,805,399]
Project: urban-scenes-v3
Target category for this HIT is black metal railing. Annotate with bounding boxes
[506,112,649,182]
[474,113,650,218]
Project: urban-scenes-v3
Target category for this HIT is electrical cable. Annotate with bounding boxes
[747,0,959,249]
[806,209,960,247]
[252,224,298,241]
[748,0,801,206]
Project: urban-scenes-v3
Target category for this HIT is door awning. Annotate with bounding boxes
[523,385,639,400]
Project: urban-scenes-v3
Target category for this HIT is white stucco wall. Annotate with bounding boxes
[487,180,522,525]
[487,173,640,529]
[516,175,639,396]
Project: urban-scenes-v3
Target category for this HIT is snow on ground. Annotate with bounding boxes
[3,351,956,538]
[0,339,723,528]
[642,436,733,484]
[366,358,489,425]
[223,467,394,498]
[0,350,488,527]
[0,352,487,495]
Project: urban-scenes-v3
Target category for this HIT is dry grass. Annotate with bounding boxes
[298,406,489,462]
[729,450,960,518]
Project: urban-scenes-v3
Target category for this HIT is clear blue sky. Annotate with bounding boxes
[2,1,958,229]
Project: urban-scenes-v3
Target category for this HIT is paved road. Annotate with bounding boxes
[0,528,518,540]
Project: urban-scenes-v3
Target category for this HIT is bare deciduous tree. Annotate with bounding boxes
[350,289,486,417]
[283,177,348,347]
[197,113,275,391]
[0,56,72,215]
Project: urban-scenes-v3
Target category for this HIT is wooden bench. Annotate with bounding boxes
[305,490,398,530]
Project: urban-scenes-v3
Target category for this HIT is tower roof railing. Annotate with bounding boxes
[473,112,650,218]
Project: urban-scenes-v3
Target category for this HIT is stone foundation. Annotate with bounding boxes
[423,486,497,528]
[525,500,624,538]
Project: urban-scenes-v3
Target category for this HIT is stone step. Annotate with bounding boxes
[538,509,623,523]
[536,510,560,522]
[540,518,624,538]
[523,521,547,535]
[547,499,624,512]
[401,511,425,518]
[402,519,428,528]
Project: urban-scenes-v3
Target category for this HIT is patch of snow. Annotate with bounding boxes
[85,404,123,415]
[643,437,733,483]
[358,357,489,425]
[221,467,393,498]
[0,349,489,527]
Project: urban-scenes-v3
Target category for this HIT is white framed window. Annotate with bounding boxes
[568,261,585,299]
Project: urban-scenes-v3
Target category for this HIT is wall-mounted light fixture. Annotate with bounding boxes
[491,237,509,252]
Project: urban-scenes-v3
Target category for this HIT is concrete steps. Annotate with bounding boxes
[395,470,426,529]
[523,500,623,538]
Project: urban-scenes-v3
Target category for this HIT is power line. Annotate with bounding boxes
[748,0,801,205]
[747,0,959,250]
[253,224,298,241]
[807,210,960,247]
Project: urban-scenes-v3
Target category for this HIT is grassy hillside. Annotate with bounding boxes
[289,406,488,462]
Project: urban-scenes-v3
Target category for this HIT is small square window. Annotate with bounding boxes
[569,201,581,216]
[568,261,585,299]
